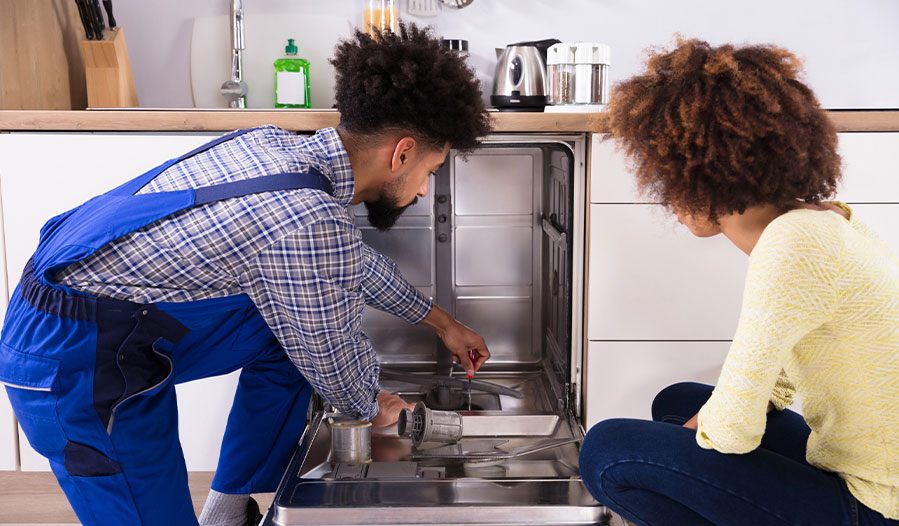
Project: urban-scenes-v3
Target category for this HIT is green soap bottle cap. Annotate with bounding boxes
[285,38,298,55]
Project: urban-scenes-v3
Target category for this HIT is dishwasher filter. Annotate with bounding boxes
[397,404,463,447]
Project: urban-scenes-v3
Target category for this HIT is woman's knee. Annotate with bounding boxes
[651,382,713,423]
[581,419,637,498]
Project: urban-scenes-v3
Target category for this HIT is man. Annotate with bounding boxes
[0,23,492,526]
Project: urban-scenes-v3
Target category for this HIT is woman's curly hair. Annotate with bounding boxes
[608,38,841,221]
[330,23,491,152]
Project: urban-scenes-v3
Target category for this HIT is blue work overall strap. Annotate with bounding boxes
[30,127,333,291]
[108,127,265,197]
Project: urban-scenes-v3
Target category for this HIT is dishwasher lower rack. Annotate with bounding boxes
[261,410,610,526]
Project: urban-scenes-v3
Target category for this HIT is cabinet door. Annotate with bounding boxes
[0,131,244,471]
[0,189,14,469]
[836,132,899,202]
[589,134,648,204]
[0,389,14,471]
[587,204,748,341]
[584,341,730,427]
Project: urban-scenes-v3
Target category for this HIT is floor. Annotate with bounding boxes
[0,471,275,525]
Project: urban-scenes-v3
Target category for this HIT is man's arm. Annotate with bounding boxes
[359,243,432,324]
[241,217,382,420]
[360,243,490,375]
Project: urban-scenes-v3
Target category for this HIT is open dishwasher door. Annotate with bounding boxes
[262,135,608,525]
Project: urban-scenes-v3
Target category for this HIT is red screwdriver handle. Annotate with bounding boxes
[467,349,479,377]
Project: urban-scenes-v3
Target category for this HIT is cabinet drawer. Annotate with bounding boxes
[590,132,899,204]
[584,341,729,426]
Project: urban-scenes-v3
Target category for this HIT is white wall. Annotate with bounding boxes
[115,0,899,109]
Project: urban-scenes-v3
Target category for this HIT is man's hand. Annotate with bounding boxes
[370,390,415,427]
[420,305,490,376]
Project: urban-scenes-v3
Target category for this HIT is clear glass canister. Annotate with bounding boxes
[363,0,398,37]
[573,42,611,105]
[546,43,576,105]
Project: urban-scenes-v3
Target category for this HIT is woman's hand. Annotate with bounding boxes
[683,402,775,431]
[370,390,415,427]
[421,305,490,376]
[683,413,699,430]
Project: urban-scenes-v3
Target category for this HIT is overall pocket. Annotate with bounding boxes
[0,343,68,458]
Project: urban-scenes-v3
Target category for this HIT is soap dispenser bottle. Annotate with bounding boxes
[274,39,311,108]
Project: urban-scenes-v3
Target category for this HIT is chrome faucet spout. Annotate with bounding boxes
[221,0,247,108]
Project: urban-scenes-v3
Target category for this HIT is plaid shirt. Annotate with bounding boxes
[56,126,432,420]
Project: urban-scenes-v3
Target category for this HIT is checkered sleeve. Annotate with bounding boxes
[360,243,433,325]
[243,216,381,420]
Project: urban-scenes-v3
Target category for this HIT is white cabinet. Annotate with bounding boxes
[0,395,14,471]
[584,341,730,428]
[585,132,899,422]
[589,135,648,204]
[587,204,748,341]
[836,132,899,202]
[0,132,240,471]
[0,189,15,470]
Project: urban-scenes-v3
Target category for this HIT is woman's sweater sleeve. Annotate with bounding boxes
[770,369,796,410]
[696,216,839,453]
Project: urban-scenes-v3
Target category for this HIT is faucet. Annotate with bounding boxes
[220,0,247,108]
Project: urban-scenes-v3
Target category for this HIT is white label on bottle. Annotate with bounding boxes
[276,71,306,105]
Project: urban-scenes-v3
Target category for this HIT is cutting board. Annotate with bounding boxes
[190,13,352,109]
[0,0,86,109]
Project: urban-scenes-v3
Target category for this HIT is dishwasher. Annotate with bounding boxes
[262,134,609,525]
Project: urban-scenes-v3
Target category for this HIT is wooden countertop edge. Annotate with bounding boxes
[0,110,896,133]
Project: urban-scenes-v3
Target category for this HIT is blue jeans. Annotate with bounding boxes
[579,382,898,526]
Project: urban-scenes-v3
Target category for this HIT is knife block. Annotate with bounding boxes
[79,28,139,108]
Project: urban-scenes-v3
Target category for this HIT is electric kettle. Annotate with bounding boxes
[491,38,560,111]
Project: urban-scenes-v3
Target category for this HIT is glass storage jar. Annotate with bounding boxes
[546,43,576,105]
[363,0,398,37]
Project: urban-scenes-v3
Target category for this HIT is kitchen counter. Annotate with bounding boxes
[1,109,897,133]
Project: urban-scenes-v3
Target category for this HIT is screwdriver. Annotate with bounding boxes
[467,349,479,411]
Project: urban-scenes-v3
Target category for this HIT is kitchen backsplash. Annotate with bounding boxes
[115,0,899,109]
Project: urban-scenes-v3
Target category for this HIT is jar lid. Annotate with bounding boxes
[573,42,611,65]
[442,39,469,52]
[547,43,576,65]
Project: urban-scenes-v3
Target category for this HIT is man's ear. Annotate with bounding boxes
[390,137,417,173]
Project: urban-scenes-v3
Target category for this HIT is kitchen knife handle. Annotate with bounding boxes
[74,0,95,40]
[90,0,106,33]
[102,0,116,28]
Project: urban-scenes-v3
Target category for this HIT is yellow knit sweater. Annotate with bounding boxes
[696,203,899,519]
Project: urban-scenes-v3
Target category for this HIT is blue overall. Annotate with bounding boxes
[0,129,334,525]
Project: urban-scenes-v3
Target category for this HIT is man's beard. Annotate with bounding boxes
[364,186,418,231]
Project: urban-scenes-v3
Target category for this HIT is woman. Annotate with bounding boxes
[579,38,899,525]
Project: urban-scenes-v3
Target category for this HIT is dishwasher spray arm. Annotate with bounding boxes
[379,369,525,399]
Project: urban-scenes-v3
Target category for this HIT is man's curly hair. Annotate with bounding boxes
[330,23,491,152]
[608,38,841,221]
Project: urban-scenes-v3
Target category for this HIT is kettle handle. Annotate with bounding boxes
[532,38,562,54]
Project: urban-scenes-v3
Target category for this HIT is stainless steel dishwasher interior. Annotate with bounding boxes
[263,135,608,525]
